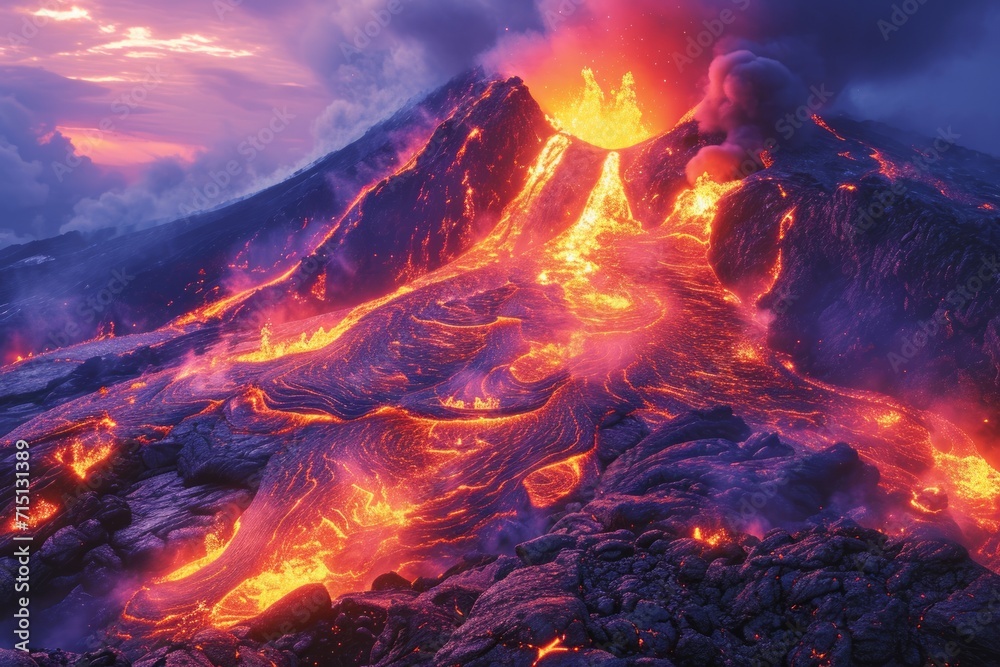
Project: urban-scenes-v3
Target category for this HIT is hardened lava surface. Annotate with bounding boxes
[1,73,1000,665]
[10,409,1000,666]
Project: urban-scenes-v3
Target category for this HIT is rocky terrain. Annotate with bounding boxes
[2,70,1000,665]
[6,409,1000,666]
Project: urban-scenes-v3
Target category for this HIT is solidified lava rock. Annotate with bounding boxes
[707,117,1000,457]
[20,410,1000,667]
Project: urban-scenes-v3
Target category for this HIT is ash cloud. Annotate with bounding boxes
[3,0,999,245]
[0,68,124,241]
[687,0,999,180]
[685,50,805,183]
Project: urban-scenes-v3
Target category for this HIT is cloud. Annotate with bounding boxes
[681,0,1000,178]
[686,50,805,183]
[0,70,124,243]
[3,0,999,247]
[297,0,541,149]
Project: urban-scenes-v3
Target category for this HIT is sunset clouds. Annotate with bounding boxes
[0,0,998,246]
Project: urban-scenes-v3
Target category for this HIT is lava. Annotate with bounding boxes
[7,96,1000,656]
[532,637,571,665]
[522,452,593,508]
[549,69,652,149]
[159,519,243,584]
[812,114,846,141]
[54,439,114,480]
[3,499,57,533]
[692,526,727,547]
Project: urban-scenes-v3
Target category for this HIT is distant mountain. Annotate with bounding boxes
[2,70,999,666]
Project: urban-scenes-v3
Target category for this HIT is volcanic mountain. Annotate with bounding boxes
[1,71,999,666]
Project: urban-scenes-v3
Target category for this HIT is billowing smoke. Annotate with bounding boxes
[685,50,805,183]
[684,0,998,181]
[2,0,999,246]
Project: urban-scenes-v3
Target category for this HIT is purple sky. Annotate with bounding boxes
[1,0,998,247]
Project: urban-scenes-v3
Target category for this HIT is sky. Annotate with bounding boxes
[0,0,998,247]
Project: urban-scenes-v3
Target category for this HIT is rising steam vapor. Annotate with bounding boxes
[685,50,804,183]
[682,0,997,178]
[2,0,998,247]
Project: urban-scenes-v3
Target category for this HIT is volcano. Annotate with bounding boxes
[2,71,1000,666]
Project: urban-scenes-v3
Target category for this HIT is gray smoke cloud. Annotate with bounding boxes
[686,0,1000,181]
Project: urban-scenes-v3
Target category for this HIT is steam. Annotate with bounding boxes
[685,50,805,183]
[683,0,998,181]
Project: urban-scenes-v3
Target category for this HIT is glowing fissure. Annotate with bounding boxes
[24,122,995,646]
[550,68,652,149]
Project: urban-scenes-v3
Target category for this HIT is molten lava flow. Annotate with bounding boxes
[812,114,846,141]
[537,151,646,320]
[532,637,571,666]
[442,396,501,411]
[549,69,652,149]
[159,520,242,583]
[668,174,741,239]
[869,149,904,180]
[236,286,411,363]
[4,499,57,533]
[54,439,114,480]
[206,477,416,627]
[33,123,997,650]
[523,453,591,508]
[692,526,727,547]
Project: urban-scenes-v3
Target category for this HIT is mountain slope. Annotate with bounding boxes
[0,74,999,666]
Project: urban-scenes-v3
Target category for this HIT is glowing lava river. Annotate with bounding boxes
[2,79,999,662]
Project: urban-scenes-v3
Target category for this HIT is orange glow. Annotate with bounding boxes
[812,115,846,141]
[235,285,413,363]
[160,519,242,583]
[206,480,414,626]
[533,637,570,665]
[239,385,339,426]
[875,411,902,428]
[523,453,590,508]
[55,126,202,167]
[4,499,58,533]
[668,174,741,238]
[310,271,327,301]
[493,1,709,140]
[909,488,945,515]
[510,343,571,383]
[548,69,652,149]
[931,448,1000,515]
[81,104,1000,643]
[869,149,903,180]
[692,526,726,546]
[442,396,501,411]
[55,439,114,480]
